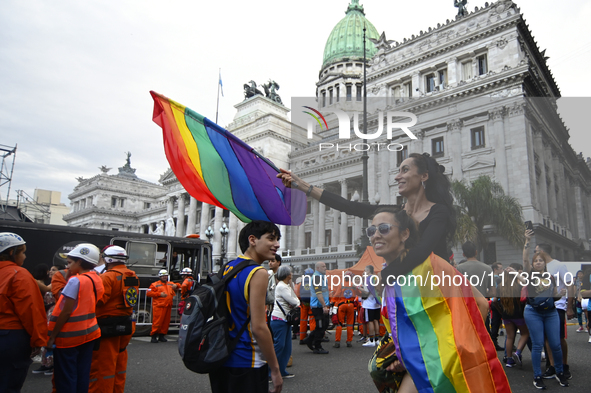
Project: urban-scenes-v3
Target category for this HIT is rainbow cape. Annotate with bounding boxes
[150,91,306,225]
[384,253,511,393]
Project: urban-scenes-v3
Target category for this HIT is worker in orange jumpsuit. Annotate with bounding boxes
[147,269,180,342]
[89,246,139,393]
[0,232,48,392]
[178,268,195,315]
[297,268,316,344]
[332,271,361,348]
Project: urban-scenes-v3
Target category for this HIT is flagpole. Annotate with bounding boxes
[216,68,221,124]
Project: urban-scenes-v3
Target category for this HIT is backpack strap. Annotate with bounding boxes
[275,299,289,318]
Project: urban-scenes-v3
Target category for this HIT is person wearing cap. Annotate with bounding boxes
[332,270,361,348]
[47,243,105,393]
[89,246,139,393]
[147,269,180,343]
[0,232,48,392]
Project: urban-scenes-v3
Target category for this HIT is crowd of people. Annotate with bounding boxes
[3,152,590,393]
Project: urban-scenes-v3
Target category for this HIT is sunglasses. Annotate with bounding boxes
[366,224,398,238]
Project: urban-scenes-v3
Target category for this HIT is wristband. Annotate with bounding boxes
[306,185,314,196]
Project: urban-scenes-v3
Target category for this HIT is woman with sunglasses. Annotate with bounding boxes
[278,152,456,277]
[368,207,508,392]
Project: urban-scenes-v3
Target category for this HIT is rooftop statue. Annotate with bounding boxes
[454,0,468,17]
[262,80,282,105]
[243,80,263,100]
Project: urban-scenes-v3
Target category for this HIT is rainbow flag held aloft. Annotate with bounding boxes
[384,253,511,393]
[150,91,306,225]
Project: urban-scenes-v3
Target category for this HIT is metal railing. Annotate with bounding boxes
[133,288,182,333]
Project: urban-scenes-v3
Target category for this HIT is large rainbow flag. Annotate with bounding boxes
[150,91,306,225]
[384,253,511,393]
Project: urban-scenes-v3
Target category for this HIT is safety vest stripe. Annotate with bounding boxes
[117,370,126,374]
[50,324,99,338]
[104,375,115,379]
[49,313,96,323]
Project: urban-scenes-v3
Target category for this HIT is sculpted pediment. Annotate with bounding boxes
[159,168,178,184]
[462,156,496,171]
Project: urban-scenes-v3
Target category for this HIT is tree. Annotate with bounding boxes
[451,175,524,252]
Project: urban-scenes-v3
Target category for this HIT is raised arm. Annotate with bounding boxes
[523,230,533,271]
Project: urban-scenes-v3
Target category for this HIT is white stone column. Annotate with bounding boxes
[186,196,198,235]
[447,57,458,86]
[448,120,463,180]
[176,194,187,237]
[279,225,286,251]
[213,206,224,262]
[490,108,508,192]
[166,196,174,219]
[312,199,319,248]
[199,202,210,235]
[298,221,306,249]
[318,202,325,247]
[332,207,339,246]
[355,215,362,244]
[380,150,390,205]
[227,213,238,260]
[340,180,348,244]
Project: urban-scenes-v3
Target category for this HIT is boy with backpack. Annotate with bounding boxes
[208,221,283,393]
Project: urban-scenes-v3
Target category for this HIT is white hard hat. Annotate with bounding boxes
[0,232,26,254]
[67,243,100,265]
[158,269,169,277]
[103,245,128,263]
[181,267,193,275]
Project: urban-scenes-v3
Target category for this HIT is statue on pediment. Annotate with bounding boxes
[262,80,282,104]
[151,220,165,236]
[165,216,176,237]
[454,0,468,16]
[243,80,263,100]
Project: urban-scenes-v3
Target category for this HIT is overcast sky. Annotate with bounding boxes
[1,0,590,205]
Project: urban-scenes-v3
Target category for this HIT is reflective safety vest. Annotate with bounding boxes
[48,272,104,348]
[97,265,139,318]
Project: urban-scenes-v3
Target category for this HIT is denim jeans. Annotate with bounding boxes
[524,305,563,378]
[270,319,292,376]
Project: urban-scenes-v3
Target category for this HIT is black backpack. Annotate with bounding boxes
[178,260,258,374]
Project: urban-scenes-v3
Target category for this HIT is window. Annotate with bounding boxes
[346,85,352,101]
[345,262,354,268]
[477,54,488,75]
[322,91,326,107]
[432,137,444,157]
[426,74,436,93]
[307,200,312,215]
[223,209,230,218]
[471,126,485,149]
[403,81,412,97]
[392,86,401,99]
[356,84,362,101]
[119,198,125,208]
[438,70,447,88]
[209,208,215,220]
[329,88,333,105]
[397,145,408,165]
[144,202,151,209]
[462,61,472,81]
[335,85,340,102]
[325,229,332,246]
[483,242,497,264]
[111,197,117,208]
[347,227,353,244]
[305,232,312,249]
[81,199,86,209]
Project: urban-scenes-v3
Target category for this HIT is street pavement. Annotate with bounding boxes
[23,325,590,392]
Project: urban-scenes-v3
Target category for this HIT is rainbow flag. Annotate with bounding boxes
[384,253,511,393]
[150,91,306,225]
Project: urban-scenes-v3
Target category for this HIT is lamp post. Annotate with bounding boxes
[359,24,371,252]
[205,226,214,243]
[219,222,229,266]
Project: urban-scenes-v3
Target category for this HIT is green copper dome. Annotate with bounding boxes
[322,0,380,69]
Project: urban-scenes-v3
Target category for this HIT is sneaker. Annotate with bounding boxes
[513,351,522,367]
[502,356,508,364]
[32,365,52,374]
[555,372,569,387]
[563,364,571,380]
[576,326,585,333]
[44,368,54,376]
[305,339,314,351]
[542,366,556,379]
[150,335,159,343]
[287,355,293,367]
[282,373,295,379]
[333,342,340,348]
[533,377,546,390]
[588,336,591,343]
[357,336,367,343]
[505,358,516,368]
[541,351,546,360]
[362,340,376,347]
[346,342,352,348]
[313,347,329,354]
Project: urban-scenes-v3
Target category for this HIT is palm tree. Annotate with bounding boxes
[451,175,524,252]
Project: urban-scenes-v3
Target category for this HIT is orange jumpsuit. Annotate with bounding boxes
[333,284,360,343]
[51,269,68,298]
[295,281,316,340]
[89,264,139,393]
[180,277,195,300]
[147,279,180,335]
[0,260,48,346]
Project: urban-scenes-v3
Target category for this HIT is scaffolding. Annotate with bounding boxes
[0,144,17,217]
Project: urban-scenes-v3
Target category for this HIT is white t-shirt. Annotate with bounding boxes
[546,259,570,311]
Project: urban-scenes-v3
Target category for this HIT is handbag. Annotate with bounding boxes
[275,300,300,326]
[368,333,405,392]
